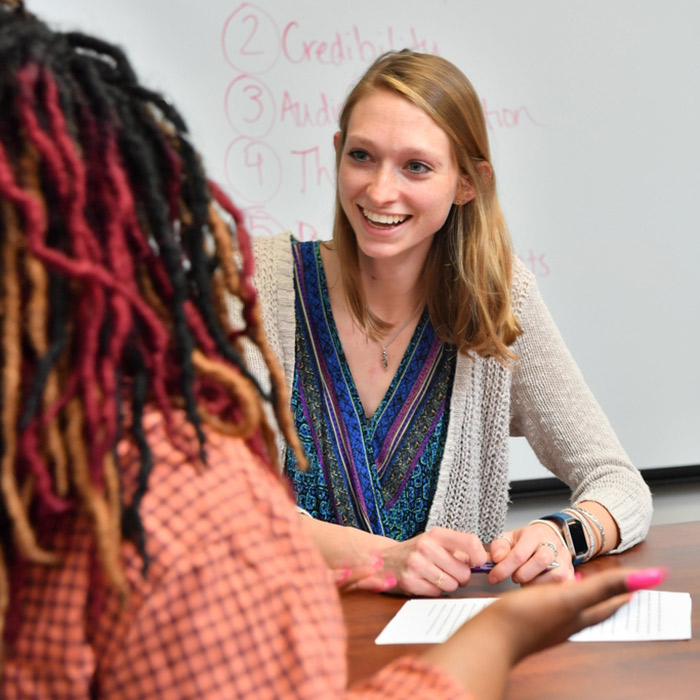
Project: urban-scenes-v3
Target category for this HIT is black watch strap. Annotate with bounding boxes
[540,512,589,566]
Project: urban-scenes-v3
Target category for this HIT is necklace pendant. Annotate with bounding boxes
[381,346,388,370]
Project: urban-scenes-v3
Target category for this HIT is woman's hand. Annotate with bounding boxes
[378,527,490,596]
[488,521,575,585]
[422,567,666,700]
[303,516,488,596]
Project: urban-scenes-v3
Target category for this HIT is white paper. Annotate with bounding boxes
[569,590,692,642]
[375,590,692,645]
[375,597,499,645]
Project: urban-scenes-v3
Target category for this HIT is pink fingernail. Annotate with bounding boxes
[370,555,384,572]
[335,568,352,585]
[625,567,668,592]
[574,572,583,581]
[379,574,397,592]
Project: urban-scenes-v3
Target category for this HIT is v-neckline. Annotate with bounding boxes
[313,243,426,426]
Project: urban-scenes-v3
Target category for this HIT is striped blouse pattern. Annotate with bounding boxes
[285,241,455,541]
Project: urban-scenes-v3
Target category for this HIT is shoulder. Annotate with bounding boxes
[510,256,537,318]
[120,410,319,578]
[251,232,294,272]
[105,415,347,696]
[249,232,295,305]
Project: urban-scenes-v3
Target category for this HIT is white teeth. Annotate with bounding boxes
[362,208,407,225]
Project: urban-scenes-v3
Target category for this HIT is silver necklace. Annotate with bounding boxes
[378,302,423,370]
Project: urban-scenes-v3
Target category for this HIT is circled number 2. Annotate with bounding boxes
[222,3,280,74]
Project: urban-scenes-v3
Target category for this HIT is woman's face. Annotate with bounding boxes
[336,88,470,269]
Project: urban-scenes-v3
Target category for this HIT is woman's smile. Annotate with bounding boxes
[361,207,409,227]
[336,88,466,266]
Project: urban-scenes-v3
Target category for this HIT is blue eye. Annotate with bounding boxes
[407,161,430,174]
[348,149,370,162]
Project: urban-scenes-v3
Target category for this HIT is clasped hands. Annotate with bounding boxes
[334,522,574,596]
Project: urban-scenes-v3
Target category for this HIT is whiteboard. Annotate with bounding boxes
[28,0,700,481]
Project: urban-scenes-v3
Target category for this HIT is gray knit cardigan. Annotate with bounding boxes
[243,234,652,552]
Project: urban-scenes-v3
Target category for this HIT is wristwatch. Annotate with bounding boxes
[540,512,589,566]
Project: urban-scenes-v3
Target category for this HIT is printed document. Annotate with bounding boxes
[374,590,691,645]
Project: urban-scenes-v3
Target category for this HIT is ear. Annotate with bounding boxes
[454,161,493,205]
[454,178,475,206]
[333,131,341,152]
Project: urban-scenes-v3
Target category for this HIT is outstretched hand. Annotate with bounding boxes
[423,567,666,700]
[480,568,637,661]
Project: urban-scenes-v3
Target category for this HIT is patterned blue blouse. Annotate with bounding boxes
[285,240,456,541]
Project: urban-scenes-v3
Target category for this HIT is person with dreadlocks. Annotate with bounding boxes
[0,3,664,699]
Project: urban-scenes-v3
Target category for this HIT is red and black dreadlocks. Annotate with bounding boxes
[0,0,303,663]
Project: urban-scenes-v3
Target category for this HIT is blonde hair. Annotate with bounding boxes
[332,50,521,361]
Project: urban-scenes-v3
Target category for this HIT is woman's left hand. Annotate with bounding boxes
[487,522,575,585]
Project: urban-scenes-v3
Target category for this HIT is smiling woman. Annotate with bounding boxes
[243,49,652,599]
[336,88,468,277]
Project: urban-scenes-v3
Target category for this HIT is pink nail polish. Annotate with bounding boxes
[335,567,352,585]
[574,572,583,581]
[380,574,397,592]
[625,567,668,592]
[370,555,384,572]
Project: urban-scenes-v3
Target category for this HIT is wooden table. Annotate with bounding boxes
[342,521,700,699]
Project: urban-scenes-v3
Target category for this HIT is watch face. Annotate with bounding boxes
[568,519,588,555]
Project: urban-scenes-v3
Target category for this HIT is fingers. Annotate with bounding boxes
[399,567,452,598]
[477,566,667,665]
[551,567,667,639]
[345,571,398,593]
[554,569,640,637]
[489,532,513,563]
[560,569,632,618]
[573,567,668,628]
[331,554,396,593]
[422,528,489,590]
[512,540,572,585]
[428,527,490,566]
[399,547,467,596]
[569,566,666,607]
[576,593,632,629]
[625,567,668,592]
[384,528,489,596]
[488,523,574,585]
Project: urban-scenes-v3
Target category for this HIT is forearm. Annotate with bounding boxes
[510,266,651,552]
[421,568,644,699]
[300,514,393,569]
[421,618,511,700]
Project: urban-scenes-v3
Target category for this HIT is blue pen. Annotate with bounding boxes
[470,562,495,573]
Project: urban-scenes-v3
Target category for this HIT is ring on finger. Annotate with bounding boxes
[539,540,559,558]
[434,571,445,588]
[496,533,514,547]
[546,561,560,571]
